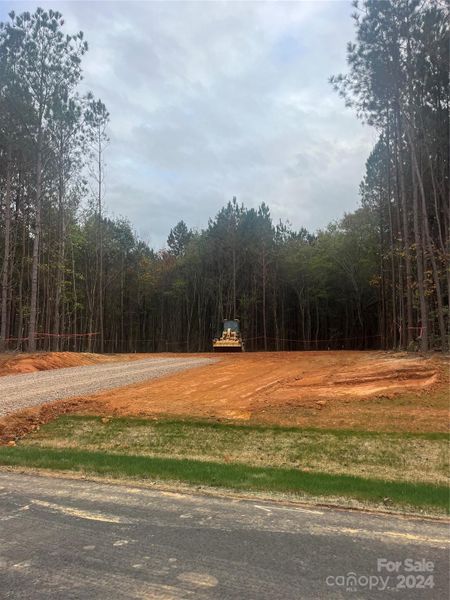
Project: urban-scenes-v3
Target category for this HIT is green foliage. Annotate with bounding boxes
[167,220,192,257]
[331,0,449,351]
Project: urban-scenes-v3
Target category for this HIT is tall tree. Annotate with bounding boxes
[3,9,87,350]
[331,0,449,351]
[85,96,109,353]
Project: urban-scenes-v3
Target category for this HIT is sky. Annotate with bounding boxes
[3,1,375,249]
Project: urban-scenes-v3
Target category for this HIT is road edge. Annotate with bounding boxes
[1,465,448,523]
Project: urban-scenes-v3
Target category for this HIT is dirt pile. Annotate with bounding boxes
[0,398,94,443]
[0,351,149,376]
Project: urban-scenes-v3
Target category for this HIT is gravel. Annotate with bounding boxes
[0,357,216,417]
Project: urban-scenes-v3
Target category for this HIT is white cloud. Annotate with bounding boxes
[6,0,374,247]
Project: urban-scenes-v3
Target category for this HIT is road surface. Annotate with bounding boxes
[0,472,448,599]
[0,357,215,417]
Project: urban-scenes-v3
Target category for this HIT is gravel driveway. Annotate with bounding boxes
[0,357,216,417]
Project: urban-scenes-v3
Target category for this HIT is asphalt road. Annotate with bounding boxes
[0,473,448,599]
[0,357,215,417]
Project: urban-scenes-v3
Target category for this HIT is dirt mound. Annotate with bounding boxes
[0,397,94,444]
[0,351,149,377]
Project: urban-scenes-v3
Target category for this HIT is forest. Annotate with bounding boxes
[0,2,448,353]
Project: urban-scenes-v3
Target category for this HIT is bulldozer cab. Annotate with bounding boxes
[213,319,244,352]
[223,320,240,334]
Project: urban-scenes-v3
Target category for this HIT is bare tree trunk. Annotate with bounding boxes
[273,284,279,351]
[262,248,267,351]
[86,255,96,353]
[0,144,12,351]
[385,121,397,348]
[71,239,78,351]
[15,214,26,352]
[121,253,125,352]
[395,115,414,348]
[410,135,447,350]
[410,151,429,352]
[393,172,406,348]
[97,132,104,353]
[232,247,236,319]
[28,135,43,352]
[315,300,320,349]
[387,189,397,348]
[53,167,65,351]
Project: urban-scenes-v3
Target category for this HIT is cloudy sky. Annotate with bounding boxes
[5,1,375,248]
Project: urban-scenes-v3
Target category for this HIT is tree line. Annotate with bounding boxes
[331,0,449,352]
[0,3,448,353]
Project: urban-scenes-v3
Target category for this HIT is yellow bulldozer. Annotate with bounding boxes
[213,319,244,352]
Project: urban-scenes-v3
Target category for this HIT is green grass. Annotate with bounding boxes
[15,415,450,486]
[0,445,448,512]
[2,415,448,513]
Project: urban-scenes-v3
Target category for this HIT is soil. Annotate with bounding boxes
[0,351,154,376]
[1,351,447,442]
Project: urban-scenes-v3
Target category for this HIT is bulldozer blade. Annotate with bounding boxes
[213,346,243,352]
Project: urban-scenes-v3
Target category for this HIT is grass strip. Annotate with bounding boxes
[51,414,450,440]
[20,415,449,486]
[0,446,448,512]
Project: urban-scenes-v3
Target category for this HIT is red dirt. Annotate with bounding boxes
[80,351,448,427]
[1,351,448,443]
[0,351,157,376]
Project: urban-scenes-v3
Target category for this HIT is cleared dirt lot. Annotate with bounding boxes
[74,351,447,432]
[2,351,447,440]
